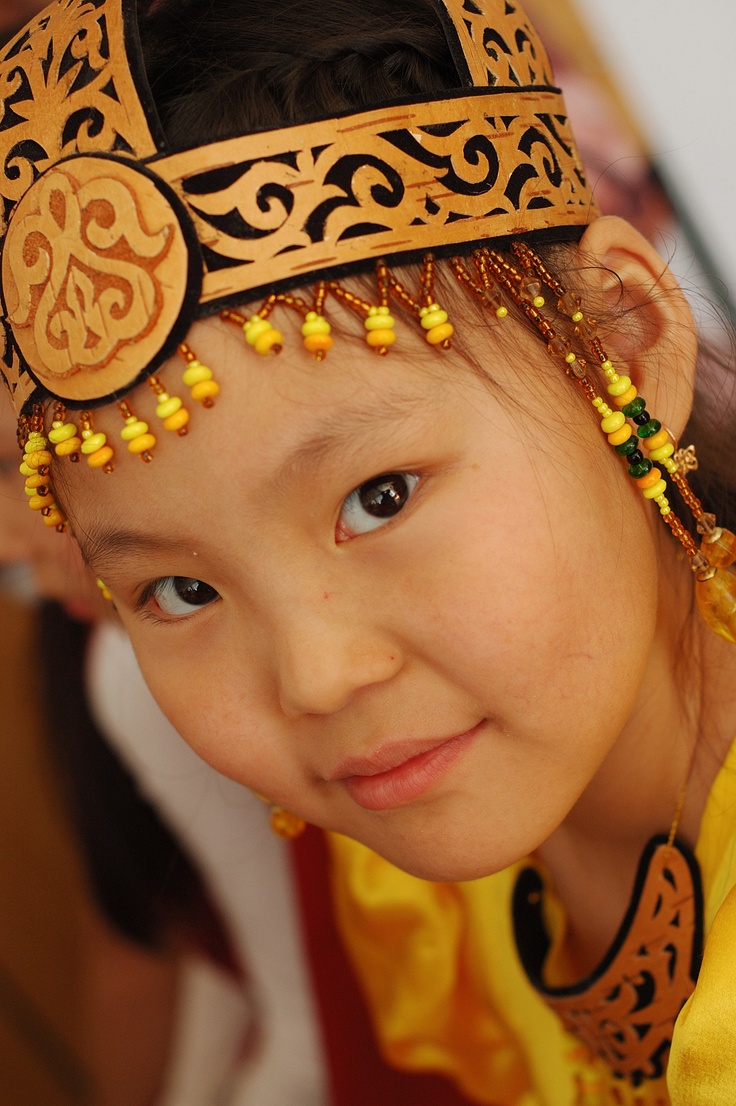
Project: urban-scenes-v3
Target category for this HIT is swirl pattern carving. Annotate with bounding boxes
[158,89,593,307]
[3,157,191,401]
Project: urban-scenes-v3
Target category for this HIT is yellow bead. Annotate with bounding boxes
[365,328,397,349]
[87,446,114,469]
[642,478,668,500]
[496,305,508,319]
[420,307,448,330]
[642,428,669,451]
[81,433,108,455]
[163,409,190,433]
[25,474,47,490]
[55,437,82,456]
[24,435,47,454]
[48,423,77,444]
[607,424,632,447]
[244,316,272,345]
[365,312,395,332]
[601,411,625,434]
[607,375,632,396]
[425,322,454,346]
[121,419,150,442]
[601,360,615,376]
[25,486,38,497]
[191,380,220,403]
[612,385,637,408]
[636,466,662,489]
[533,295,545,308]
[127,433,157,455]
[302,312,331,337]
[28,495,48,511]
[25,450,52,469]
[43,509,64,528]
[19,461,34,476]
[648,442,675,462]
[156,396,183,419]
[254,328,282,356]
[182,362,213,387]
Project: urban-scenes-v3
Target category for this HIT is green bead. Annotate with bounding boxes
[623,396,646,418]
[637,419,662,439]
[615,435,640,456]
[628,459,653,479]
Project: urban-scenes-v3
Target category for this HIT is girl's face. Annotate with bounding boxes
[61,313,663,880]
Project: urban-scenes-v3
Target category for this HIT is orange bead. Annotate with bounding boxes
[636,467,662,490]
[366,329,397,349]
[55,436,82,456]
[702,527,736,569]
[127,433,157,456]
[43,509,65,528]
[191,380,220,404]
[269,808,306,840]
[87,446,115,469]
[612,385,638,408]
[163,409,190,433]
[304,332,333,353]
[642,428,669,451]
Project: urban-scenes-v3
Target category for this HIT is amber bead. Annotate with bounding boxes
[702,527,736,569]
[269,808,306,840]
[696,568,736,644]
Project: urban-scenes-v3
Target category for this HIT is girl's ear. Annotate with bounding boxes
[574,215,697,442]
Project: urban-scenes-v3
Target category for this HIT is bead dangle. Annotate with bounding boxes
[301,284,333,361]
[79,411,115,472]
[48,404,82,461]
[118,400,157,462]
[222,302,283,358]
[19,404,65,529]
[148,376,190,436]
[178,342,221,407]
[418,253,454,348]
[505,241,736,644]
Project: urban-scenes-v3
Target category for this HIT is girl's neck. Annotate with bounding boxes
[534,546,736,976]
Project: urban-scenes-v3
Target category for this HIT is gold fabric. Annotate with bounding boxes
[328,739,736,1105]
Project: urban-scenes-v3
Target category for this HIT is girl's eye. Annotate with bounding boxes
[338,472,420,539]
[148,576,221,618]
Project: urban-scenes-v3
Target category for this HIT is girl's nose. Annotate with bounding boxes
[273,602,404,718]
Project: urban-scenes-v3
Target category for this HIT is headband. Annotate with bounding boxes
[0,0,595,413]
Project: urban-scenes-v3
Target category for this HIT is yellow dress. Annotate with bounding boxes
[327,740,736,1106]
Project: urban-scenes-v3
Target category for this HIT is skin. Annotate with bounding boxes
[54,217,736,970]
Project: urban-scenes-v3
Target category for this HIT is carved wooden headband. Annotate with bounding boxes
[0,0,596,414]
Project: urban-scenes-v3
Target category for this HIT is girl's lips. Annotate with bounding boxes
[339,724,482,811]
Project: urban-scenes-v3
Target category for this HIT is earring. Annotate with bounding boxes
[269,806,307,840]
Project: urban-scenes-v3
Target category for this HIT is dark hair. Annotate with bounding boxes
[141,0,459,147]
[139,0,736,533]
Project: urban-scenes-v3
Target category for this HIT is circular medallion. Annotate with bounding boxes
[2,154,198,404]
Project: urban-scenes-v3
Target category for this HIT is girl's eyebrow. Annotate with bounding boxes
[273,391,423,480]
[75,528,187,576]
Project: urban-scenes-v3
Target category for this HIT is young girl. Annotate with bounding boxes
[2,1,735,1103]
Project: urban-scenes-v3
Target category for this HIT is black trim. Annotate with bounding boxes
[512,834,704,999]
